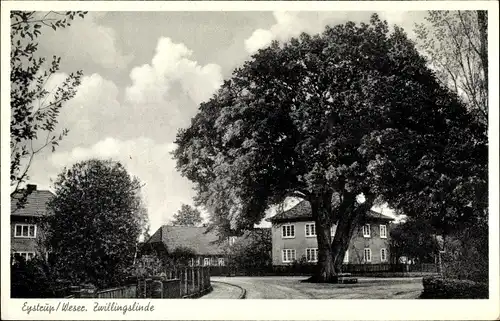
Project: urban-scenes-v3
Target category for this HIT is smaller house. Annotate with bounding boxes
[10,184,54,261]
[143,225,229,267]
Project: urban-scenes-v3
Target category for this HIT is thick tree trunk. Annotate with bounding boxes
[331,192,375,273]
[308,191,375,283]
[314,221,336,282]
[309,192,335,283]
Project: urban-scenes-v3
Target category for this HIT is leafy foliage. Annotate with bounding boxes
[164,246,197,267]
[171,204,203,226]
[127,254,165,278]
[11,256,68,298]
[46,159,148,288]
[174,14,485,281]
[414,11,488,124]
[441,220,488,283]
[390,219,440,264]
[421,276,488,299]
[10,11,87,206]
[228,229,272,272]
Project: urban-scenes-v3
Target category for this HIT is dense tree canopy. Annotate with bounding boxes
[10,11,86,206]
[47,159,148,288]
[174,14,485,282]
[390,219,440,264]
[171,204,203,226]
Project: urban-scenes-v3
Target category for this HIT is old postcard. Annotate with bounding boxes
[1,1,499,320]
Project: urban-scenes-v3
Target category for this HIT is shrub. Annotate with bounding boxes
[421,276,488,299]
[441,221,488,283]
[11,256,69,298]
[127,255,164,278]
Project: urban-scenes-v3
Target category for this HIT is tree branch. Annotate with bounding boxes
[457,11,482,58]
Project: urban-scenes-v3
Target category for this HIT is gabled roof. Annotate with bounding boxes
[11,188,54,217]
[146,225,225,256]
[268,200,394,223]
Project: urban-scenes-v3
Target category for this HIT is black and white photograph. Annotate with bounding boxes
[2,1,499,320]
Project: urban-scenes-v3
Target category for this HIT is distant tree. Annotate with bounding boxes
[390,219,440,264]
[411,10,488,235]
[10,11,87,207]
[171,204,203,226]
[228,229,272,274]
[46,159,148,288]
[174,14,483,282]
[414,10,488,124]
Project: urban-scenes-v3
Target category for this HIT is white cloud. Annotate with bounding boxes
[125,37,223,106]
[53,73,122,143]
[38,12,133,69]
[244,11,423,54]
[244,29,274,55]
[49,137,199,232]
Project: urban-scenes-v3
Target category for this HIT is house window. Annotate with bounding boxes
[282,249,296,263]
[14,224,36,238]
[363,248,372,262]
[14,252,35,261]
[281,224,295,238]
[343,250,349,263]
[197,257,201,266]
[218,258,225,266]
[362,224,371,238]
[380,225,387,238]
[204,258,210,266]
[305,248,318,262]
[381,248,388,262]
[305,223,316,237]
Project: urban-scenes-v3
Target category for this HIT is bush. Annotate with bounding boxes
[441,221,488,283]
[11,256,69,298]
[421,276,488,299]
[127,255,164,278]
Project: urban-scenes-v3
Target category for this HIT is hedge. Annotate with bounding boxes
[421,276,488,299]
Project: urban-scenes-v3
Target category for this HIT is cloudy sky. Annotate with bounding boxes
[24,10,428,232]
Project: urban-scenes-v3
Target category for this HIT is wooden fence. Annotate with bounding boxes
[67,266,211,299]
[341,263,438,274]
[96,284,137,298]
[207,263,438,277]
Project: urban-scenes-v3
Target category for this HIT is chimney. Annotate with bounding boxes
[26,184,37,192]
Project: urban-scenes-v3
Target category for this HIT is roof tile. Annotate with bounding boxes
[11,189,54,217]
[269,200,393,222]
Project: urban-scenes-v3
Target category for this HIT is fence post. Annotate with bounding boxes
[184,268,188,296]
[191,267,195,293]
[197,267,201,292]
[69,285,82,298]
[145,278,154,298]
[80,284,97,298]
